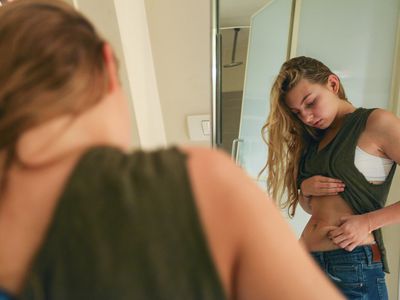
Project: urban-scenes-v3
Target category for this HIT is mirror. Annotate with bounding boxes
[214,0,400,299]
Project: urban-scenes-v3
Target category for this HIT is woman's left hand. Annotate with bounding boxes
[328,215,371,251]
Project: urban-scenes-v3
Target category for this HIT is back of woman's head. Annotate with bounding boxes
[0,0,108,172]
[262,56,348,216]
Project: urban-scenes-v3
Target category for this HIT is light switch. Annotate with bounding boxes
[187,114,211,141]
[201,120,210,136]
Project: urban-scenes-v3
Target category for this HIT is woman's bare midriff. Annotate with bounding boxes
[300,194,375,252]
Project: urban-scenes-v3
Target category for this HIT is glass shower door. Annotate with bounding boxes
[296,0,400,110]
[235,0,293,183]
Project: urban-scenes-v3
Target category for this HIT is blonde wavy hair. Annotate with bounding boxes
[0,0,110,191]
[261,56,348,217]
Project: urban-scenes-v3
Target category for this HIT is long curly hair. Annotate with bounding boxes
[260,56,348,217]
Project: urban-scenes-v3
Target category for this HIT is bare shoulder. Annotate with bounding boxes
[179,146,264,202]
[180,146,251,205]
[179,145,275,246]
[180,145,231,168]
[180,146,237,175]
[366,108,399,134]
[365,109,400,160]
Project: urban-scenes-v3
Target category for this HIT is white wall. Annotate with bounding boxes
[113,0,167,149]
[71,0,141,148]
[145,0,212,146]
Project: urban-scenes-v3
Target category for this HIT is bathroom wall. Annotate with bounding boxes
[69,0,142,147]
[145,0,212,146]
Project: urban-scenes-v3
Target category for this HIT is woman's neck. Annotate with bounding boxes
[17,95,130,168]
[330,101,356,130]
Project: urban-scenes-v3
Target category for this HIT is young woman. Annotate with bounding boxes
[0,1,344,300]
[263,56,400,299]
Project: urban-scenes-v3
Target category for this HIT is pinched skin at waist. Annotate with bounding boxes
[299,195,375,252]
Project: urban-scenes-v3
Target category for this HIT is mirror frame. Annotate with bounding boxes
[211,0,221,147]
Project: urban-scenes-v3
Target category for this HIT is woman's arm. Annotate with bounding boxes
[367,202,400,231]
[329,109,400,251]
[186,147,344,300]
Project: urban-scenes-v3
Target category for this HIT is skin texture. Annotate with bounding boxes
[0,45,344,299]
[286,76,400,252]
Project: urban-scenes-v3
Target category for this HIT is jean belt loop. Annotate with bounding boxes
[362,245,372,266]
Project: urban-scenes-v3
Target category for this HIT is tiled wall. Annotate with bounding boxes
[220,91,243,155]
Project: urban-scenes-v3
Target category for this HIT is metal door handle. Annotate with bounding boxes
[231,138,243,165]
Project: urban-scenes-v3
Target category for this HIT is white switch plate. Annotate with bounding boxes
[187,114,211,141]
[201,119,210,135]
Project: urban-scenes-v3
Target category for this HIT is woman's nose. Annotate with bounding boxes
[305,113,314,123]
[300,111,313,124]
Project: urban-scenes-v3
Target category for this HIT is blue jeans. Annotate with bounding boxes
[310,245,388,300]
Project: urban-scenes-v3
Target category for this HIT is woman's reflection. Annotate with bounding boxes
[262,56,400,300]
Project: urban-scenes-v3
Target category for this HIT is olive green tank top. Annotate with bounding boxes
[298,108,396,273]
[19,147,226,299]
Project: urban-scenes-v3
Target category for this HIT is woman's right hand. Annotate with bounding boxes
[301,175,345,197]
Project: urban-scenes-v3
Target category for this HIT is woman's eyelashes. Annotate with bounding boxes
[291,99,316,115]
[305,98,316,108]
[290,97,318,117]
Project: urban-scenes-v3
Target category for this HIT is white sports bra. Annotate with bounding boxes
[354,146,394,182]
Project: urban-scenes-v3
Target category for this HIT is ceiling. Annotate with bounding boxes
[219,0,272,27]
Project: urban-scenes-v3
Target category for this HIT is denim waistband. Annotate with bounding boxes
[310,244,379,265]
